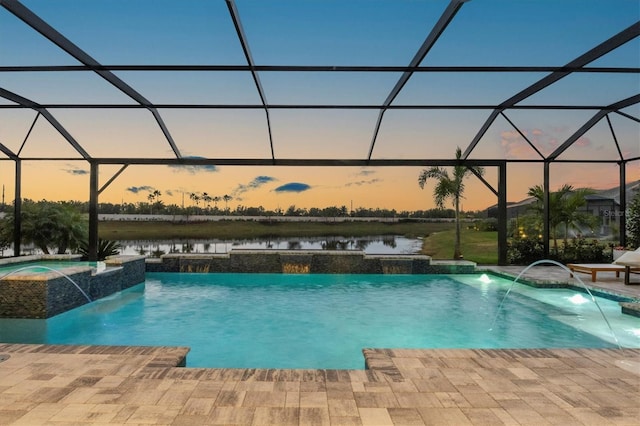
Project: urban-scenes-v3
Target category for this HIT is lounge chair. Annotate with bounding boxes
[613,248,640,285]
[567,247,640,283]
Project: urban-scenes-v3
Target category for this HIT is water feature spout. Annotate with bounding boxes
[489,259,621,349]
[0,265,92,303]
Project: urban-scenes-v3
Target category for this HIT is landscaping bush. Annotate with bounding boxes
[507,236,610,265]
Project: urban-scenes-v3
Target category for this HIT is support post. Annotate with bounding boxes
[13,160,21,257]
[543,162,550,258]
[619,161,626,246]
[497,162,508,265]
[88,161,99,261]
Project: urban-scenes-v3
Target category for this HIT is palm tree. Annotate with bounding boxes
[528,184,596,251]
[202,193,212,212]
[189,193,201,213]
[223,194,232,212]
[213,196,221,211]
[418,147,484,259]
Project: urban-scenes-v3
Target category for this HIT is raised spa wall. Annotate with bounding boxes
[0,255,146,319]
[145,250,476,275]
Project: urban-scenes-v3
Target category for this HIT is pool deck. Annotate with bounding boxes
[1,265,639,425]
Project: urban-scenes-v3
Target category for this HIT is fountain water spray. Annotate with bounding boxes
[489,259,621,350]
[0,265,92,303]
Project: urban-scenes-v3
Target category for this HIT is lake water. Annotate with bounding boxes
[117,235,423,257]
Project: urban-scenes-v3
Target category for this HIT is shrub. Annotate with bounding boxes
[507,236,610,264]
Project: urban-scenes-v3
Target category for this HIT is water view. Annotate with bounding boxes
[117,235,422,257]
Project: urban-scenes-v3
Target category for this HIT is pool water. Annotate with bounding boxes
[0,261,105,276]
[1,273,638,369]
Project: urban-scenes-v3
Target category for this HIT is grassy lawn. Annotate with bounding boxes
[421,228,498,264]
[99,220,455,241]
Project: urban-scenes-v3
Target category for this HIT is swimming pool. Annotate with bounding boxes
[0,273,638,369]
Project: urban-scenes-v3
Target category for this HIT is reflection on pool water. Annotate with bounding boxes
[0,273,638,369]
[117,235,422,256]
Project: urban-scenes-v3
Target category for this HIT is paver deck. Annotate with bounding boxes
[0,264,639,425]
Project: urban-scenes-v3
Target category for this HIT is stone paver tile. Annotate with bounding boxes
[48,402,124,423]
[418,407,472,425]
[327,390,355,400]
[25,386,75,403]
[350,382,365,393]
[115,389,166,405]
[329,416,362,426]
[300,391,328,407]
[434,392,472,408]
[108,404,138,424]
[86,391,123,404]
[567,407,618,425]
[300,381,327,392]
[353,392,398,408]
[236,381,276,392]
[387,407,425,425]
[461,407,509,425]
[125,404,181,424]
[156,388,194,406]
[460,391,500,408]
[172,414,212,425]
[388,381,419,393]
[498,407,548,425]
[328,398,359,417]
[208,406,255,425]
[59,386,103,403]
[178,396,216,416]
[488,408,520,425]
[215,390,246,407]
[358,407,393,426]
[242,391,286,408]
[300,407,330,426]
[395,392,443,408]
[584,390,639,407]
[94,375,127,388]
[285,391,300,408]
[274,381,300,392]
[9,402,65,425]
[251,407,299,426]
[0,409,29,424]
[413,378,458,393]
[191,381,225,397]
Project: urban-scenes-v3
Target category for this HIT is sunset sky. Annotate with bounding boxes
[0,0,638,212]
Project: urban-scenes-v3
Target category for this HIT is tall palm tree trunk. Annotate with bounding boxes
[454,196,462,259]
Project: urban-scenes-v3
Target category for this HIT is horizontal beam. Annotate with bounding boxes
[0,104,615,110]
[1,65,637,73]
[6,157,632,166]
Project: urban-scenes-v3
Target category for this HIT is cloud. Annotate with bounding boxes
[62,165,89,175]
[165,190,174,196]
[357,169,376,177]
[274,182,311,193]
[345,178,381,187]
[232,175,276,196]
[168,156,218,174]
[126,185,155,194]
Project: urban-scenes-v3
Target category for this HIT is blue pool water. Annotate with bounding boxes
[1,273,638,369]
[0,261,105,276]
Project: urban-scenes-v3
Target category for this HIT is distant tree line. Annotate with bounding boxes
[0,198,484,219]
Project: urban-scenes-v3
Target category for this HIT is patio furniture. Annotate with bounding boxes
[613,248,640,285]
[567,263,629,282]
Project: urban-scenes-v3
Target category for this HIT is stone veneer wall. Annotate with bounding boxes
[146,250,475,275]
[0,255,146,319]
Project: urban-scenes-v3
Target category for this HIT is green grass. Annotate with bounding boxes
[99,220,455,241]
[421,228,498,264]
